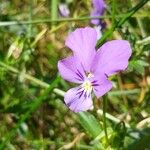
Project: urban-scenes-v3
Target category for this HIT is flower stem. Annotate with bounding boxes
[0,61,140,98]
[0,75,61,149]
[51,0,58,28]
[0,13,149,27]
[103,95,109,145]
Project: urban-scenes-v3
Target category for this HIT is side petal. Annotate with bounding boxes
[65,27,97,72]
[92,40,132,76]
[64,87,93,112]
[91,75,113,98]
[58,56,85,83]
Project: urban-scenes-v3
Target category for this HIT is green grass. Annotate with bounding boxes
[0,0,150,149]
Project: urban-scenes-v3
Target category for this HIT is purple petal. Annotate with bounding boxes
[92,0,106,12]
[90,0,106,25]
[59,3,70,17]
[64,87,93,112]
[65,27,97,72]
[91,40,132,76]
[58,56,85,83]
[91,10,101,25]
[90,74,112,98]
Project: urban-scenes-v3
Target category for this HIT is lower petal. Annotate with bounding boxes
[91,75,113,98]
[64,87,93,112]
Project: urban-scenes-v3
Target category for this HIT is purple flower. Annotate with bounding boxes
[58,27,132,112]
[91,0,106,25]
[59,3,70,17]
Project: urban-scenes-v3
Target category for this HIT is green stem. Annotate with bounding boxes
[103,95,109,145]
[96,0,149,47]
[117,0,148,27]
[28,0,33,39]
[0,13,149,26]
[112,0,116,27]
[0,61,140,97]
[131,0,147,38]
[0,76,61,149]
[51,0,58,27]
[97,109,130,128]
[0,61,49,88]
[0,61,65,97]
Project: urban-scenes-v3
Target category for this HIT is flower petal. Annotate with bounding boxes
[94,25,102,40]
[92,40,132,76]
[59,3,70,17]
[92,0,106,12]
[90,10,101,25]
[58,56,86,83]
[91,74,113,98]
[64,87,93,112]
[65,27,97,72]
[90,0,106,25]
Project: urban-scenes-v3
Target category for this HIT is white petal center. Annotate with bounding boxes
[82,80,93,93]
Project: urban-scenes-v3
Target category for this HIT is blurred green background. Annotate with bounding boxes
[0,0,150,149]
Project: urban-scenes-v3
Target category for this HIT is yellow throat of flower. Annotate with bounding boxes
[82,80,93,92]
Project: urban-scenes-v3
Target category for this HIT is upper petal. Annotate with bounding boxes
[58,56,85,83]
[65,27,97,72]
[64,87,93,112]
[91,40,132,76]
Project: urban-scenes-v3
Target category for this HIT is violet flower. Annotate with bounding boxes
[91,0,106,25]
[59,3,70,17]
[58,27,132,112]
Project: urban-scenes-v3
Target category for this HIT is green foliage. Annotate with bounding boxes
[129,60,149,75]
[77,112,102,138]
[0,0,150,149]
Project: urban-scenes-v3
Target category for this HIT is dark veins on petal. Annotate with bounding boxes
[92,80,99,87]
[67,87,84,107]
[76,90,84,98]
[84,92,88,98]
[73,93,89,112]
[67,97,77,107]
[75,69,84,80]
